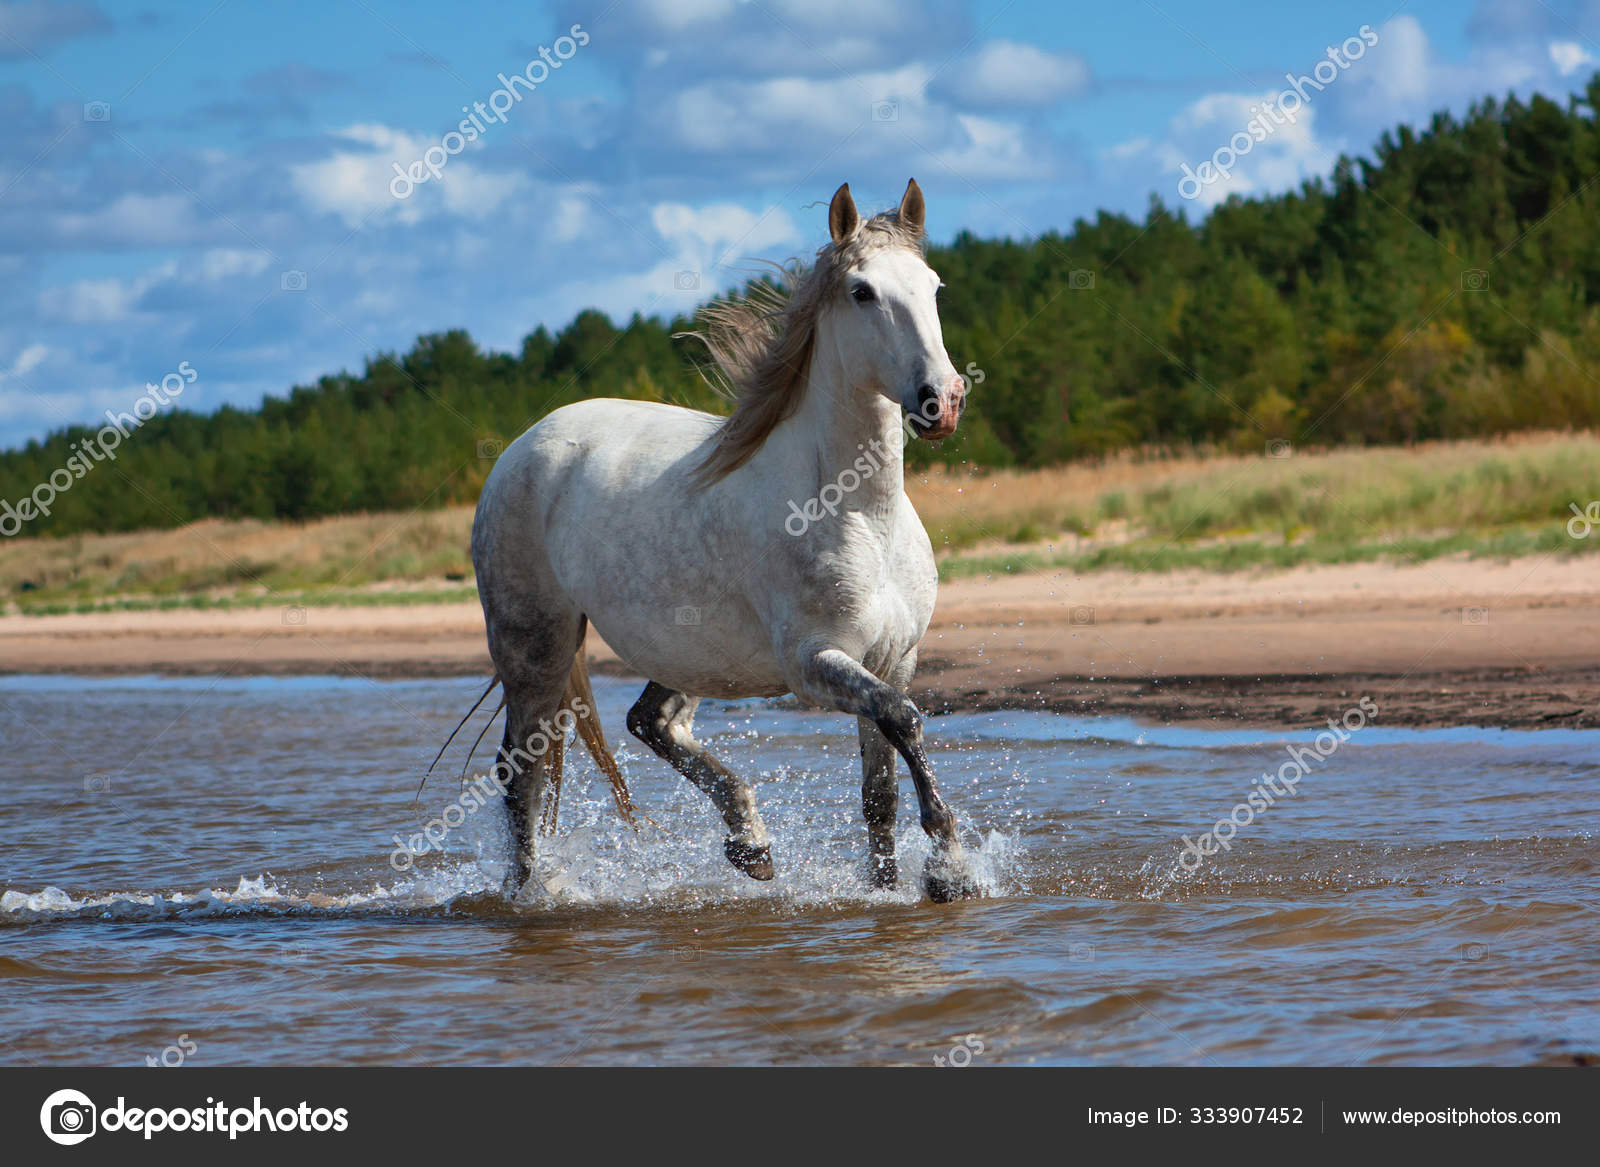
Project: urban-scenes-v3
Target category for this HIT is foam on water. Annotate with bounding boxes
[0,875,405,922]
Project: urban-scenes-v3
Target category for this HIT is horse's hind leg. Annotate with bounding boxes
[490,619,580,897]
[626,682,774,880]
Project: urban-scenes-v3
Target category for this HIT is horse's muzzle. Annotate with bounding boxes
[907,375,964,440]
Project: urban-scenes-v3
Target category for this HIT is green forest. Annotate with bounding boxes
[6,79,1600,538]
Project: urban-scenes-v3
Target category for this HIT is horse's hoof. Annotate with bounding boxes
[868,855,898,889]
[725,838,775,881]
[924,862,980,903]
[502,862,530,902]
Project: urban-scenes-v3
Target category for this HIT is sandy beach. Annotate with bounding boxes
[4,554,1597,728]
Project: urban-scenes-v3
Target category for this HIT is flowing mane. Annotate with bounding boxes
[685,208,925,484]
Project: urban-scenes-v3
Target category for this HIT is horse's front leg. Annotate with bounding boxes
[800,646,978,902]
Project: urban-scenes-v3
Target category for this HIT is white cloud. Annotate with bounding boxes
[1112,90,1335,209]
[288,124,528,227]
[52,193,211,248]
[289,124,430,226]
[195,248,273,282]
[541,199,802,321]
[1105,136,1152,162]
[549,195,592,243]
[587,0,965,76]
[1337,16,1546,131]
[437,168,529,219]
[650,201,798,256]
[0,343,49,384]
[1366,14,1432,103]
[37,248,274,326]
[942,40,1091,107]
[1550,40,1595,76]
[0,387,94,423]
[37,261,176,324]
[932,114,1052,181]
[38,276,138,323]
[643,60,1067,187]
[662,66,931,152]
[631,0,738,32]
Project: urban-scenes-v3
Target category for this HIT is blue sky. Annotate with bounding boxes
[2,0,1598,448]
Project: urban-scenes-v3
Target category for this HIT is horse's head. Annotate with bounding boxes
[822,179,965,441]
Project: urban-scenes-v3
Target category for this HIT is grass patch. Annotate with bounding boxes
[4,432,1597,610]
[13,585,481,617]
[938,521,1594,581]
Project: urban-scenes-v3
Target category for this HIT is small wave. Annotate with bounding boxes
[0,875,406,924]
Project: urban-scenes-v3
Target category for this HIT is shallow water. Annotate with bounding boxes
[1,673,1596,1066]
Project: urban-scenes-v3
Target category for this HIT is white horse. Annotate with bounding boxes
[470,179,978,901]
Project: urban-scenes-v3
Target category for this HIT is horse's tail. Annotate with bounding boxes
[554,646,640,831]
[423,647,640,834]
[416,672,501,804]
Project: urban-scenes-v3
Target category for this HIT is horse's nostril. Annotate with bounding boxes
[916,383,939,416]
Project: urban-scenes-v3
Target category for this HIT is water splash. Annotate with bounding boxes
[2,779,1022,923]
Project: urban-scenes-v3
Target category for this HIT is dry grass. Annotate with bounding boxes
[0,508,475,608]
[908,447,1219,551]
[911,431,1600,554]
[5,432,1598,612]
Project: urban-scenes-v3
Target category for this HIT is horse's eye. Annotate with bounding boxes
[851,284,875,303]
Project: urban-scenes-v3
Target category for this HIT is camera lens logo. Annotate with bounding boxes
[40,1089,97,1145]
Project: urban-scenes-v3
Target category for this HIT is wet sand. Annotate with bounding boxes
[2,554,1597,728]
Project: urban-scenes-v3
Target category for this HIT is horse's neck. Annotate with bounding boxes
[767,351,906,523]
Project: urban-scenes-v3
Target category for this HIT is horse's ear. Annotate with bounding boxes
[898,178,925,237]
[828,182,859,244]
